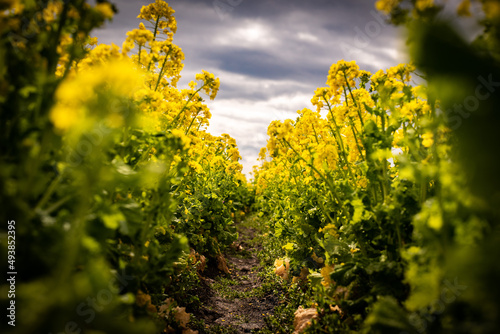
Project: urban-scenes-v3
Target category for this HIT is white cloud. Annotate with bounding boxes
[205,90,314,176]
[209,21,280,53]
[297,32,319,43]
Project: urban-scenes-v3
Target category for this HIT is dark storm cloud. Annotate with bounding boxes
[215,49,289,79]
[96,0,403,82]
[217,79,316,101]
[209,47,325,81]
[205,0,374,21]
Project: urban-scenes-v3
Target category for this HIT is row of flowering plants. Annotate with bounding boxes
[0,1,249,333]
[254,10,497,328]
[254,59,433,331]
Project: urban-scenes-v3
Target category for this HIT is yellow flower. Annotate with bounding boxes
[50,60,143,132]
[422,132,434,148]
[318,223,339,238]
[415,0,434,12]
[125,28,154,47]
[227,147,241,161]
[357,177,368,188]
[320,265,335,287]
[457,0,471,17]
[195,70,220,100]
[326,60,360,97]
[482,0,500,21]
[138,0,177,34]
[49,104,83,131]
[375,0,401,14]
[172,129,191,148]
[225,161,243,175]
[95,3,114,19]
[188,161,203,173]
[42,1,63,23]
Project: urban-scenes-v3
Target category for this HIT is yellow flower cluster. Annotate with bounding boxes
[138,0,177,34]
[49,0,245,183]
[375,0,492,22]
[95,2,114,19]
[375,0,402,14]
[125,25,155,47]
[375,0,435,15]
[254,59,434,210]
[195,70,221,100]
[253,59,451,298]
[50,59,142,133]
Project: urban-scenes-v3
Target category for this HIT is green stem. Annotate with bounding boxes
[138,44,142,66]
[154,49,171,91]
[343,72,364,128]
[34,173,64,212]
[185,109,201,135]
[342,86,364,161]
[317,197,336,225]
[170,85,205,127]
[323,95,354,181]
[381,158,389,204]
[146,16,161,72]
[311,123,320,144]
[281,137,340,204]
[348,117,365,161]
[43,194,73,215]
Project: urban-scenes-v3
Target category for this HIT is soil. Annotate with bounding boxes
[192,221,280,333]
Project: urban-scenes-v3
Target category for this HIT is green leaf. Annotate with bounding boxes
[351,198,371,224]
[102,212,125,230]
[81,236,100,252]
[112,158,136,176]
[308,272,323,286]
[364,296,417,334]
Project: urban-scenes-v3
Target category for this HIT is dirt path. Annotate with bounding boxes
[193,220,279,333]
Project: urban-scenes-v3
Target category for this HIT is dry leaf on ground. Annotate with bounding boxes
[293,306,318,334]
[216,254,230,273]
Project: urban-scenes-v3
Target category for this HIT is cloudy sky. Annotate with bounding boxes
[93,0,408,177]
